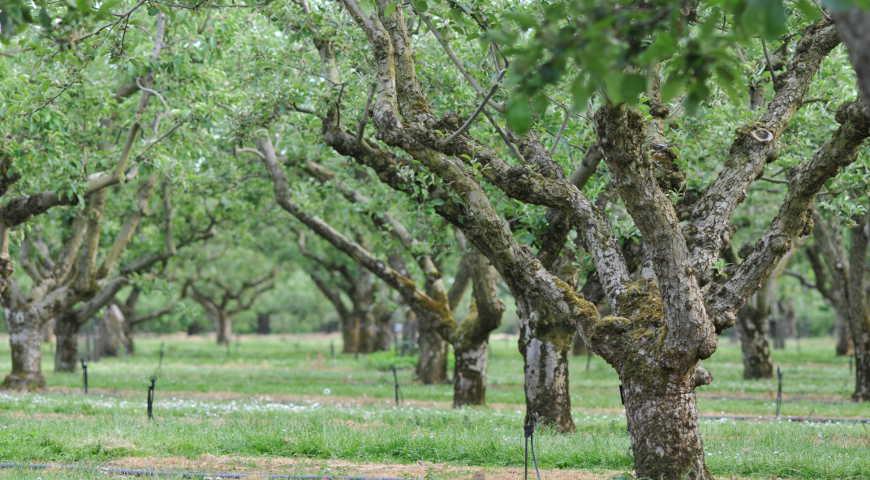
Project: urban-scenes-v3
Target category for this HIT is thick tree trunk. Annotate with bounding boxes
[53,312,81,373]
[453,340,487,407]
[3,309,46,390]
[518,317,574,433]
[622,371,712,480]
[835,313,853,356]
[416,318,447,384]
[215,313,231,345]
[736,305,774,379]
[340,314,360,353]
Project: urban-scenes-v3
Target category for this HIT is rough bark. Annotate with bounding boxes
[2,309,46,389]
[623,370,711,480]
[519,313,574,432]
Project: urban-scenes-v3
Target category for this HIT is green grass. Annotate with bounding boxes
[0,334,866,479]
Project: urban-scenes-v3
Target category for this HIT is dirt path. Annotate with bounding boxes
[103,455,622,479]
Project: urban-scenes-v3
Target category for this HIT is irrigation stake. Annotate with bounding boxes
[775,366,783,418]
[80,359,88,394]
[330,341,335,358]
[390,365,401,406]
[147,376,156,421]
[585,351,592,372]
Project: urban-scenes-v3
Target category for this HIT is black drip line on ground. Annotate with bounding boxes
[523,416,542,480]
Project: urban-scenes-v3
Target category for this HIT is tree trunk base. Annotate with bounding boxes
[2,372,46,391]
[624,376,713,480]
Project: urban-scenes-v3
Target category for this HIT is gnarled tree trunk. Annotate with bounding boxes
[736,304,774,379]
[3,309,46,390]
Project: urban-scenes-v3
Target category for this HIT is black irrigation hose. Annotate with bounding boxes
[0,462,404,480]
[523,419,542,480]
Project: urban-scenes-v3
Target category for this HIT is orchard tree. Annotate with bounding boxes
[262,1,869,478]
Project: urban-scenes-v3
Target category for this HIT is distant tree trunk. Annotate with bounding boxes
[340,314,360,353]
[453,339,487,406]
[371,303,393,351]
[846,214,869,401]
[416,312,447,384]
[737,303,774,379]
[53,311,81,373]
[452,253,504,407]
[835,312,853,356]
[256,313,271,334]
[518,304,574,433]
[215,312,231,345]
[95,304,127,357]
[2,309,45,390]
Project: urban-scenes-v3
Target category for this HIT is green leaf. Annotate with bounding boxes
[410,0,428,13]
[506,97,532,134]
[571,75,593,110]
[619,74,646,104]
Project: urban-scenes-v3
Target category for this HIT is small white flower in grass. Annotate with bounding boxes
[323,388,332,395]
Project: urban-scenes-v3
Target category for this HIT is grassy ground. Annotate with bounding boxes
[0,334,866,479]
